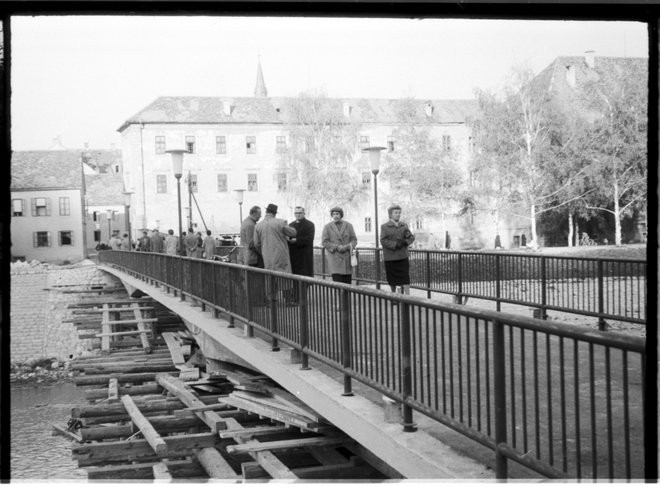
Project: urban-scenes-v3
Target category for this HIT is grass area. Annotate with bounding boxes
[522,243,647,260]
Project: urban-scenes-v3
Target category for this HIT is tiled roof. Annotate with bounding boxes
[118,96,478,131]
[82,149,122,174]
[85,172,125,206]
[11,150,84,190]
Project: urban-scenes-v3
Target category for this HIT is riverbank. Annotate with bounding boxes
[10,358,75,385]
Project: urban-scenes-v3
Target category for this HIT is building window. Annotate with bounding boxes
[360,135,370,150]
[59,231,73,246]
[276,136,287,154]
[186,136,196,154]
[32,197,50,216]
[276,172,287,192]
[59,197,70,216]
[387,135,395,152]
[217,174,228,192]
[156,174,168,193]
[94,230,101,242]
[415,218,423,230]
[364,217,372,233]
[468,136,474,153]
[247,173,258,192]
[189,174,198,193]
[113,164,120,173]
[12,199,24,217]
[216,136,226,154]
[33,231,51,247]
[246,136,257,154]
[361,172,371,189]
[442,135,452,152]
[155,136,166,154]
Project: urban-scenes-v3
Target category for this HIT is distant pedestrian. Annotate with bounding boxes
[521,233,527,247]
[445,230,451,250]
[120,233,132,251]
[240,206,263,267]
[109,233,122,250]
[380,204,415,295]
[164,229,178,255]
[194,232,204,258]
[203,230,215,260]
[321,207,357,285]
[288,206,315,277]
[150,229,164,253]
[138,230,151,252]
[495,234,502,249]
[184,228,198,257]
[254,203,297,272]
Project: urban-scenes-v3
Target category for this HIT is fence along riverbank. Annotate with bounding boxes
[98,250,649,480]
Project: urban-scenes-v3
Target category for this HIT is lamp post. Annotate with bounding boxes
[363,146,386,289]
[122,190,134,250]
[234,189,246,231]
[106,209,114,244]
[166,148,189,256]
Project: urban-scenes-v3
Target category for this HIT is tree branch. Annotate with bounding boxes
[586,205,616,216]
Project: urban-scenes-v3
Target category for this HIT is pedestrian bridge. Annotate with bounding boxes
[97,251,650,480]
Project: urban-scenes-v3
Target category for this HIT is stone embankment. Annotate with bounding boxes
[10,259,122,380]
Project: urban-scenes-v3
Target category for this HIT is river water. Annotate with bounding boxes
[10,382,88,480]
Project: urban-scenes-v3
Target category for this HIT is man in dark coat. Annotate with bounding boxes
[138,230,151,252]
[288,206,315,277]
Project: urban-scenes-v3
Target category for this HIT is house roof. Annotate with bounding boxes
[82,149,122,174]
[11,150,84,190]
[84,172,125,206]
[117,96,478,132]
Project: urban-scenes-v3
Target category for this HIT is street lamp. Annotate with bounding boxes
[122,190,134,250]
[106,209,114,245]
[234,188,246,231]
[362,146,386,289]
[166,148,190,256]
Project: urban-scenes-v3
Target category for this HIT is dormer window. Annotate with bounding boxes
[343,102,352,117]
[425,102,434,117]
[566,65,576,88]
[223,101,233,116]
[185,136,196,154]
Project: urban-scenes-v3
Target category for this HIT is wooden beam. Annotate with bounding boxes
[195,447,240,479]
[218,425,291,439]
[101,305,111,352]
[152,462,173,479]
[80,415,204,441]
[156,374,228,433]
[107,378,119,402]
[95,330,150,338]
[51,423,82,442]
[73,306,154,314]
[133,303,153,353]
[74,371,177,386]
[121,394,168,456]
[222,396,326,432]
[162,332,186,365]
[86,459,192,480]
[100,318,159,326]
[226,436,349,455]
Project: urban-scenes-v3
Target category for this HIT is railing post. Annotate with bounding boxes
[426,251,432,299]
[321,247,326,278]
[540,256,547,320]
[269,274,279,351]
[456,252,463,304]
[299,280,310,370]
[375,248,381,290]
[495,253,501,312]
[179,256,185,301]
[227,266,235,328]
[340,288,353,396]
[597,259,606,331]
[493,318,508,479]
[400,300,417,432]
[245,268,254,338]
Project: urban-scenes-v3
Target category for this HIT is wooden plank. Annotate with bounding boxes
[241,461,270,480]
[73,306,154,314]
[67,298,152,308]
[183,403,233,413]
[152,462,173,479]
[265,387,326,422]
[80,364,177,375]
[107,378,119,402]
[222,396,325,432]
[80,415,204,441]
[95,330,151,337]
[156,374,227,433]
[121,394,168,456]
[51,423,82,442]
[99,318,159,325]
[177,367,200,380]
[61,287,126,294]
[162,332,186,365]
[218,425,291,439]
[226,436,349,455]
[232,391,324,422]
[132,304,153,353]
[196,447,240,479]
[101,305,111,352]
[86,459,192,480]
[295,463,374,480]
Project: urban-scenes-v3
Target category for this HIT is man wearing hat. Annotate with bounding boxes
[254,203,297,272]
[150,228,164,253]
[321,206,357,284]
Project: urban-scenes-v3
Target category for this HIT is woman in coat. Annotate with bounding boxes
[321,207,357,284]
[380,204,415,295]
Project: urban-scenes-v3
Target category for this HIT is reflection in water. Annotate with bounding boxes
[11,383,87,480]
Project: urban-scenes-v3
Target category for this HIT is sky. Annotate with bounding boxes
[10,15,648,151]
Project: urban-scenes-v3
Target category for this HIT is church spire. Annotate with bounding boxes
[254,56,268,98]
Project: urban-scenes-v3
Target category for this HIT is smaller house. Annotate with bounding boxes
[11,151,88,263]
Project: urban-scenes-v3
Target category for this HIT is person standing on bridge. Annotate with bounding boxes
[138,230,151,252]
[254,203,297,273]
[380,204,415,295]
[203,230,216,260]
[120,233,132,251]
[184,227,198,257]
[240,206,264,268]
[150,229,164,253]
[321,207,357,285]
[288,206,315,277]
[194,232,204,259]
[164,229,178,255]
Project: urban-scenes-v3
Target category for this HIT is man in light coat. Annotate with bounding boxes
[184,227,198,257]
[254,203,297,273]
[321,206,357,284]
[164,229,178,255]
[203,230,216,260]
[150,229,164,253]
[240,206,263,267]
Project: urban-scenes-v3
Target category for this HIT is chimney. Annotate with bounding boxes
[566,65,576,88]
[223,101,233,116]
[585,50,595,69]
[343,102,352,117]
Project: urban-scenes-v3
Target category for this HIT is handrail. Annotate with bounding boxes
[98,250,648,480]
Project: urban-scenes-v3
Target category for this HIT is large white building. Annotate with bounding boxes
[117,62,478,246]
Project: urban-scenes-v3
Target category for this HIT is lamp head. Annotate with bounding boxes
[106,209,113,218]
[122,190,134,207]
[362,146,386,173]
[166,148,189,178]
[234,188,246,204]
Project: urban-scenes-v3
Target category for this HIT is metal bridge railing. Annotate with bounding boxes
[98,250,649,480]
[313,247,647,328]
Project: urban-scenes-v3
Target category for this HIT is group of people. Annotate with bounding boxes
[129,228,217,259]
[239,202,415,299]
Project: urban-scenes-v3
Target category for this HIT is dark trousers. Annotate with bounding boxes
[331,273,352,284]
